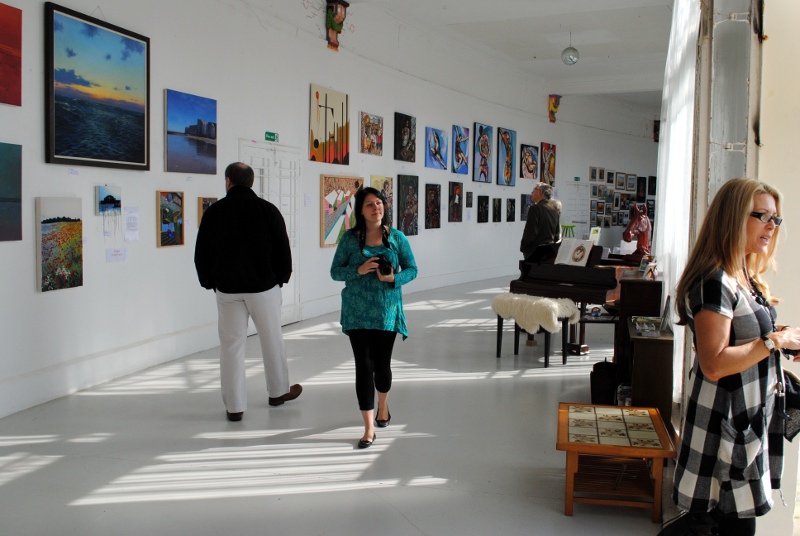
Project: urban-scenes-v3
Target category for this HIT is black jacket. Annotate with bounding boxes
[194,185,292,293]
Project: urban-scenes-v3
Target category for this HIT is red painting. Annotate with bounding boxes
[0,3,22,106]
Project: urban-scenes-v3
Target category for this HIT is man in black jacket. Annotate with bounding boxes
[520,182,561,261]
[195,162,301,421]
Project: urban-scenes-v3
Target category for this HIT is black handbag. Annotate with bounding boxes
[782,368,800,441]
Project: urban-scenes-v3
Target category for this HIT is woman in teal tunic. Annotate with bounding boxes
[331,187,418,448]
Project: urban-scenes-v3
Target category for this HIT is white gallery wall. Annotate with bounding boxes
[0,0,659,418]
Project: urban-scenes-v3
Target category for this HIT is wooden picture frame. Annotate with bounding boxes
[197,197,217,226]
[45,3,150,170]
[157,191,184,247]
[321,174,363,247]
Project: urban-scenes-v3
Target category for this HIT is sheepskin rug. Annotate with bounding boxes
[491,293,580,334]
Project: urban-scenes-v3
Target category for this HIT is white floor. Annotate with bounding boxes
[0,277,673,536]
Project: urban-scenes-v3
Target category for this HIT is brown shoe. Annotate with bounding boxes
[268,384,303,406]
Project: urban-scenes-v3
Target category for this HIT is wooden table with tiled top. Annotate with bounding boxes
[555,402,676,523]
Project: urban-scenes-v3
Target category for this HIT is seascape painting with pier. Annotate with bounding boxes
[165,89,217,174]
[45,4,149,170]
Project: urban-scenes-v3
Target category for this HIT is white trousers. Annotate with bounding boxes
[216,286,290,412]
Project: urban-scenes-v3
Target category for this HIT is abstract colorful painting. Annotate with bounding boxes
[0,142,21,241]
[197,197,217,226]
[157,191,184,247]
[165,89,217,174]
[95,184,121,216]
[309,84,350,165]
[541,142,556,186]
[424,127,447,170]
[424,183,441,229]
[496,128,516,186]
[397,175,418,236]
[36,197,82,292]
[0,3,22,106]
[520,144,538,179]
[321,174,363,247]
[448,182,463,223]
[360,112,383,156]
[370,175,393,227]
[45,4,150,170]
[473,123,492,183]
[520,193,532,221]
[394,112,416,162]
[451,125,469,174]
[477,195,489,223]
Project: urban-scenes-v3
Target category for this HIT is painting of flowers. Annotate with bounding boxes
[36,197,83,292]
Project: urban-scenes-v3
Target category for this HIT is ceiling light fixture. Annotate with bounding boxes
[561,32,579,65]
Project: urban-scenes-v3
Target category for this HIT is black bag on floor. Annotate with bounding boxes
[657,512,717,536]
[590,360,617,405]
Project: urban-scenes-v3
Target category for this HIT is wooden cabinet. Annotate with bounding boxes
[628,321,674,436]
[614,272,663,383]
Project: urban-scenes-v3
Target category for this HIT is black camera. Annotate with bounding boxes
[376,255,392,276]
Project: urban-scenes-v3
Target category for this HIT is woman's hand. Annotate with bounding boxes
[778,326,800,361]
[357,257,380,276]
[377,266,395,283]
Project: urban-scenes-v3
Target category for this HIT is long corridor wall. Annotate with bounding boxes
[0,0,659,417]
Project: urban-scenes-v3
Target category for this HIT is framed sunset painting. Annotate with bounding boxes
[45,3,150,170]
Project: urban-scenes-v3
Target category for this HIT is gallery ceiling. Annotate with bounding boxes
[355,0,675,111]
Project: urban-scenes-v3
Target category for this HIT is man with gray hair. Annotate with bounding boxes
[520,182,561,261]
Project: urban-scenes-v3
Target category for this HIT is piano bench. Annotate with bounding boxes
[492,293,580,367]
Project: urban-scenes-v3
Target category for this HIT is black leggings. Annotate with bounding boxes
[711,508,755,536]
[348,329,397,411]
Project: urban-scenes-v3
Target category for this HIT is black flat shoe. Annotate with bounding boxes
[357,433,376,449]
[375,409,391,428]
[226,411,243,422]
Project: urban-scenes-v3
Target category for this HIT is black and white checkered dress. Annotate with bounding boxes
[673,269,783,517]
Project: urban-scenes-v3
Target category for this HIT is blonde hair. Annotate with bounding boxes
[675,178,782,325]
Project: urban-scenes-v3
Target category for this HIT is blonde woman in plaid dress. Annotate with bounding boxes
[673,178,800,535]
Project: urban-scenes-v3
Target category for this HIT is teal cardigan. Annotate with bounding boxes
[330,228,418,338]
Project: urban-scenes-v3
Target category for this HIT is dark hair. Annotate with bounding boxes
[225,162,254,188]
[352,187,391,246]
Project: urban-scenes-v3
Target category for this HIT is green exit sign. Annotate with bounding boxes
[264,131,279,142]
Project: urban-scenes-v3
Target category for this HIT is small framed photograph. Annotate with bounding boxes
[627,174,637,192]
[197,197,217,225]
[589,166,597,181]
[157,191,184,247]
